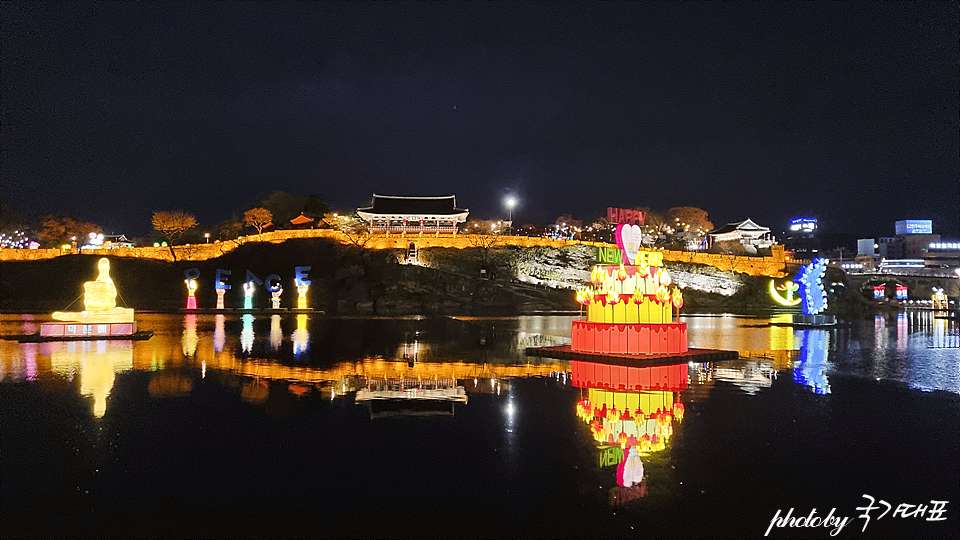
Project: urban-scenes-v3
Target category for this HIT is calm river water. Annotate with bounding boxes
[1,311,958,538]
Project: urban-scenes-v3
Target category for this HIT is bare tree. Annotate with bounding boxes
[152,210,197,261]
[340,218,373,248]
[465,233,502,271]
[244,207,273,237]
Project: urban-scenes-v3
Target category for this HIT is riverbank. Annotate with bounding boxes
[0,239,879,318]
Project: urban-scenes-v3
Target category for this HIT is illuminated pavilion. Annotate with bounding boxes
[706,218,774,252]
[356,194,469,234]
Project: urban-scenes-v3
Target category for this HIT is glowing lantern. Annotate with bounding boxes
[634,409,645,422]
[271,286,283,309]
[185,279,198,310]
[576,288,592,305]
[243,281,256,310]
[636,263,650,278]
[51,257,134,324]
[606,288,619,305]
[590,266,606,285]
[770,279,801,306]
[655,286,669,303]
[618,432,628,445]
[659,270,672,287]
[617,265,628,281]
[631,289,645,305]
[671,289,683,309]
[297,284,308,309]
[673,402,685,422]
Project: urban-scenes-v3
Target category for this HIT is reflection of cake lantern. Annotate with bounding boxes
[572,224,687,355]
[573,360,687,454]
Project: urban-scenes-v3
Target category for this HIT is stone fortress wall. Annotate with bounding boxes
[0,229,788,277]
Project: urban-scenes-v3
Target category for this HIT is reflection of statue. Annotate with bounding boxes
[617,445,645,487]
[53,258,134,323]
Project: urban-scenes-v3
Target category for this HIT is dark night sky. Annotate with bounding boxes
[3,2,957,239]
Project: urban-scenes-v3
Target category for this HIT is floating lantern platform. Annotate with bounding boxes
[525,345,737,367]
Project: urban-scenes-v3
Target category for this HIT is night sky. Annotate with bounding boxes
[3,2,957,239]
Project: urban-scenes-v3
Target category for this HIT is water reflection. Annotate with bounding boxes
[572,361,686,455]
[683,311,959,394]
[214,314,225,353]
[711,360,778,394]
[269,315,282,352]
[793,329,831,394]
[240,314,254,354]
[47,340,133,417]
[1,311,956,424]
[182,314,198,358]
[292,314,309,358]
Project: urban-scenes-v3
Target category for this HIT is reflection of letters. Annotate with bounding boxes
[599,446,624,467]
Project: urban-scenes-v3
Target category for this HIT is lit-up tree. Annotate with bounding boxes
[38,213,101,247]
[640,210,670,243]
[152,210,197,261]
[667,207,713,235]
[244,207,273,237]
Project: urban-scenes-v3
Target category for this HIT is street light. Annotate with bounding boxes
[204,232,210,243]
[505,197,516,222]
[505,197,517,234]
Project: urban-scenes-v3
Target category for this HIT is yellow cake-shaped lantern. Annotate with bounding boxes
[569,219,688,356]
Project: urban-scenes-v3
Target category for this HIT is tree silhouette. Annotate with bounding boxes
[152,210,197,261]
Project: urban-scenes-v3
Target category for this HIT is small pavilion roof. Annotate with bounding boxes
[289,213,315,225]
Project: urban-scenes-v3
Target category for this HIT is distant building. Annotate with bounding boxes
[895,220,932,235]
[707,218,774,254]
[356,194,469,234]
[289,213,317,229]
[783,217,820,259]
[854,219,959,272]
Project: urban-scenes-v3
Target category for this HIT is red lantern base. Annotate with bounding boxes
[570,321,687,355]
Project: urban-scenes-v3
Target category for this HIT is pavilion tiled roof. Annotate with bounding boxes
[357,194,468,216]
[708,218,769,236]
[289,213,315,225]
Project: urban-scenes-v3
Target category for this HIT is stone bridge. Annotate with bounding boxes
[845,272,960,299]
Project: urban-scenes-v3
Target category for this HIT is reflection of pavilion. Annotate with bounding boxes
[572,360,687,455]
[711,361,777,394]
[356,376,467,418]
